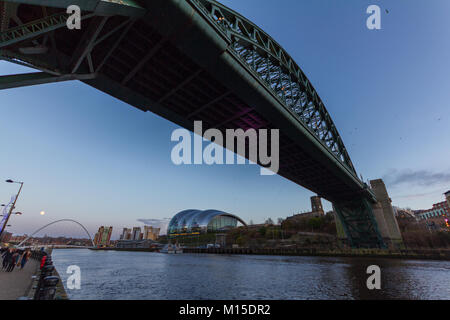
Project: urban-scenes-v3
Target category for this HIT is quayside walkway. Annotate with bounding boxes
[0,259,39,300]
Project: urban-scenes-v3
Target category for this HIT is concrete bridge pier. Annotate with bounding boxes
[369,179,404,249]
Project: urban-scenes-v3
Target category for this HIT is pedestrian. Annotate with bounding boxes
[2,248,12,271]
[20,249,31,269]
[7,249,19,272]
[16,250,23,267]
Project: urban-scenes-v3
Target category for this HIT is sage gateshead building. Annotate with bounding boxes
[167,209,247,238]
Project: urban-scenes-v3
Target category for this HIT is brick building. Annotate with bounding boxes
[415,191,450,229]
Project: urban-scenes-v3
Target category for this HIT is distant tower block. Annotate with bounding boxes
[370,179,404,249]
[445,191,450,208]
[311,196,324,215]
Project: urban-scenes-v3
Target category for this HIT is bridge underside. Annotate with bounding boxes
[0,0,386,248]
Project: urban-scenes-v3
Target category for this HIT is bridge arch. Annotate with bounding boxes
[192,0,356,173]
[0,0,385,248]
[17,219,95,247]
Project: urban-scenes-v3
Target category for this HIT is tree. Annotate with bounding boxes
[249,220,254,226]
[236,236,246,247]
[308,217,324,231]
[258,227,267,237]
[265,218,274,225]
[277,218,284,225]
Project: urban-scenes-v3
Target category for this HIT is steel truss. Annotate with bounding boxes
[0,0,386,248]
[334,198,386,248]
[189,0,385,248]
[190,0,356,174]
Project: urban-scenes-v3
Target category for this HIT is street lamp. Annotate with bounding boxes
[0,179,24,237]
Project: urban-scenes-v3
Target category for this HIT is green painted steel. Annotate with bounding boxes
[334,198,386,248]
[185,0,385,248]
[0,12,95,49]
[0,12,69,48]
[0,72,96,90]
[1,0,143,11]
[1,0,99,11]
[0,0,386,248]
[189,0,356,175]
[1,0,145,17]
[100,0,142,9]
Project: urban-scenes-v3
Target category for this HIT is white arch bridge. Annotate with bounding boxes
[17,219,95,247]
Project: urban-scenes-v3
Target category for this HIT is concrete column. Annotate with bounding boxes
[371,201,391,245]
[370,179,403,249]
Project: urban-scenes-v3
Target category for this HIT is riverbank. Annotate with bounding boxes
[53,268,69,300]
[26,249,68,300]
[183,247,450,261]
[89,247,159,252]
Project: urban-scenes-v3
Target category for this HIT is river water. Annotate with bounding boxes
[51,249,450,300]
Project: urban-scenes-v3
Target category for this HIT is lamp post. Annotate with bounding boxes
[0,179,24,237]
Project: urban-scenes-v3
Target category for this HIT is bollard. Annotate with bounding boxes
[38,276,60,300]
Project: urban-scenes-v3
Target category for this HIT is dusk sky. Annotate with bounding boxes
[1,0,449,239]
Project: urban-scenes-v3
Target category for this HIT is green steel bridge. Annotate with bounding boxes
[0,0,385,248]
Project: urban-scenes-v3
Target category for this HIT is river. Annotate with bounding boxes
[51,249,450,300]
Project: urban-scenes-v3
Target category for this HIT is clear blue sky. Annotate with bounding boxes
[1,0,449,239]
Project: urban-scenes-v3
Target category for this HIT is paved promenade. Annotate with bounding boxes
[0,258,39,300]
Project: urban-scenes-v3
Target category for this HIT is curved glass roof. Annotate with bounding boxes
[167,209,246,235]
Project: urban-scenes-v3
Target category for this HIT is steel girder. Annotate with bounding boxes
[0,5,133,79]
[334,198,386,248]
[0,71,96,89]
[0,11,95,49]
[0,0,145,17]
[0,0,385,248]
[187,0,385,248]
[0,0,357,181]
[190,0,356,175]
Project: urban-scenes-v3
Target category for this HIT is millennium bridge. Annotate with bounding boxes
[0,0,402,248]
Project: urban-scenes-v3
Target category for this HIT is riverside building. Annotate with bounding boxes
[415,191,450,228]
[167,209,246,245]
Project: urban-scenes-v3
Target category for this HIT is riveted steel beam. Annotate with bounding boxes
[189,0,357,176]
[122,37,167,85]
[0,11,95,49]
[0,71,96,90]
[1,0,146,17]
[334,198,386,248]
[70,16,109,73]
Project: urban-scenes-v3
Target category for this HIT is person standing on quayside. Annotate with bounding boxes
[19,249,31,270]
[1,248,12,270]
[7,249,19,272]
